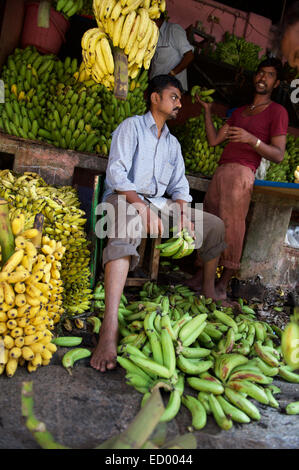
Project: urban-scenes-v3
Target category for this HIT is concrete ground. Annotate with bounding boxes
[0,344,298,450]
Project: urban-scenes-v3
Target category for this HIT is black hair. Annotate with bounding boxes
[256,57,284,81]
[271,1,299,54]
[146,74,184,110]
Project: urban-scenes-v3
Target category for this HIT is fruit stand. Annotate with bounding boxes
[0,0,299,452]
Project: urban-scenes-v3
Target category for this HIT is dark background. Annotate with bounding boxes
[217,0,294,24]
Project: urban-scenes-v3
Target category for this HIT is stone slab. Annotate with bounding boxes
[0,356,298,450]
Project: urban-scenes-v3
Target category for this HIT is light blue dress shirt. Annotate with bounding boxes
[102,111,192,208]
[149,21,194,91]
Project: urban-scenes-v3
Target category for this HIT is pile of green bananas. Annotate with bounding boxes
[0,46,148,156]
[0,170,93,315]
[266,134,299,183]
[172,113,225,177]
[205,32,265,72]
[54,0,85,18]
[108,281,299,430]
[157,229,195,259]
[190,85,215,104]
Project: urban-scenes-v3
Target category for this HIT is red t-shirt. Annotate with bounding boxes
[219,102,289,172]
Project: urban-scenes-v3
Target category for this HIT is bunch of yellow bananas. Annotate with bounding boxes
[81,0,165,87]
[294,165,299,184]
[0,215,66,377]
[0,171,93,315]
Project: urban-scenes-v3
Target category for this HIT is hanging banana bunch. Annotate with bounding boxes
[81,0,165,87]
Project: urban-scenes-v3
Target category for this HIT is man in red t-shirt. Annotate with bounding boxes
[188,58,289,302]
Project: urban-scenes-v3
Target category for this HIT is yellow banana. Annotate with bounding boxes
[112,14,126,47]
[119,10,136,49]
[99,37,114,75]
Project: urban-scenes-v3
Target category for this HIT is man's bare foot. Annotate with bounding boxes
[90,325,118,372]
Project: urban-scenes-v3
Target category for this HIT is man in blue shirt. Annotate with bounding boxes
[91,75,226,372]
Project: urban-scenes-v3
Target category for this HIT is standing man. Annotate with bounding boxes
[91,75,226,373]
[188,58,289,301]
[149,13,194,91]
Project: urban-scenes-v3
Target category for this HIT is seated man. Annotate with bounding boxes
[91,75,226,373]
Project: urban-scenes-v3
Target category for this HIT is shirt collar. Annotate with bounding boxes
[144,111,170,138]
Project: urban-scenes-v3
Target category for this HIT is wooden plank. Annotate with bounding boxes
[125,277,149,287]
[89,175,102,289]
[149,237,161,281]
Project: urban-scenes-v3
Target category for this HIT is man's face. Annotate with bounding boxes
[281,22,299,70]
[154,86,182,120]
[254,66,279,95]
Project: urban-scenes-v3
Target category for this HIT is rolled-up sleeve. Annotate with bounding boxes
[166,140,192,202]
[105,118,138,193]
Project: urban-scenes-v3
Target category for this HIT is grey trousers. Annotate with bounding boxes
[101,194,226,271]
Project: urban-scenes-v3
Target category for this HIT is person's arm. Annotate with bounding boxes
[166,140,194,236]
[198,100,230,147]
[117,190,164,237]
[227,127,286,163]
[170,50,194,76]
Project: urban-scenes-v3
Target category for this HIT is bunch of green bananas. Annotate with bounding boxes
[261,133,299,183]
[0,170,93,315]
[172,112,225,177]
[54,0,85,18]
[266,149,291,183]
[205,32,265,72]
[0,46,148,156]
[190,85,215,104]
[78,0,94,16]
[107,281,299,430]
[157,229,195,259]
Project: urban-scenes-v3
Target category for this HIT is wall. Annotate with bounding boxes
[166,0,273,54]
[0,0,25,69]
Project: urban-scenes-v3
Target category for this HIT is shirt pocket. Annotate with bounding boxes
[158,161,174,187]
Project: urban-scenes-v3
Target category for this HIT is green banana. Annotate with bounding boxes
[208,393,233,430]
[62,347,91,372]
[264,388,279,409]
[117,355,154,381]
[129,354,172,379]
[216,395,251,424]
[161,327,176,376]
[214,353,249,382]
[87,316,101,334]
[285,401,299,415]
[178,313,207,347]
[224,387,261,421]
[212,310,238,333]
[227,379,269,405]
[178,345,211,359]
[51,336,83,347]
[176,355,213,375]
[181,394,207,430]
[187,376,224,395]
[278,365,299,383]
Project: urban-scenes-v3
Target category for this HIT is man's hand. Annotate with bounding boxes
[180,213,195,239]
[195,95,213,112]
[140,206,164,237]
[227,126,255,145]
